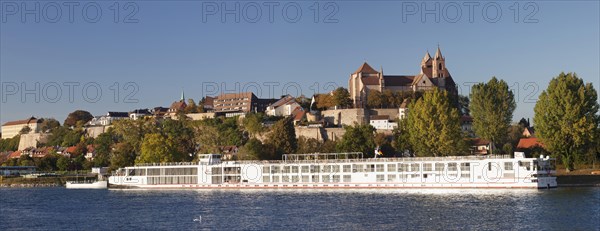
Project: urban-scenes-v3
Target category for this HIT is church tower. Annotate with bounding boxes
[432,46,446,78]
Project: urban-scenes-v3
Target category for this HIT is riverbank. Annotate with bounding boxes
[555,169,600,187]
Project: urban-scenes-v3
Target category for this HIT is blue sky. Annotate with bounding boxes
[1,1,599,126]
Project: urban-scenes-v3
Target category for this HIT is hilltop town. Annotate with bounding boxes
[0,47,597,174]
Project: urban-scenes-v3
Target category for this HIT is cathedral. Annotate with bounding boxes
[348,46,457,108]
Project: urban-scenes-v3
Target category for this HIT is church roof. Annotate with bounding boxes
[361,76,381,85]
[354,62,379,74]
[382,75,415,86]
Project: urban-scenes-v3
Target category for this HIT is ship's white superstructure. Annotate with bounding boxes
[108,152,557,189]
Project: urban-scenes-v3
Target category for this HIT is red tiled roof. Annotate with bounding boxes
[65,146,78,153]
[9,151,21,159]
[354,62,379,74]
[170,101,187,110]
[291,107,305,121]
[2,117,39,126]
[517,138,544,149]
[470,138,490,146]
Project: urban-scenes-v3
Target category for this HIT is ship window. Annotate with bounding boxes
[332,175,340,182]
[312,175,319,183]
[263,166,270,173]
[352,165,363,173]
[291,166,299,173]
[376,175,385,182]
[367,165,375,172]
[282,176,290,182]
[262,176,270,183]
[332,165,340,173]
[435,163,444,171]
[343,175,351,182]
[504,162,514,171]
[343,165,351,173]
[272,176,280,182]
[388,174,396,182]
[301,176,309,182]
[387,164,396,172]
[375,164,384,172]
[301,166,309,173]
[447,163,457,171]
[292,176,299,182]
[411,163,420,172]
[423,163,433,171]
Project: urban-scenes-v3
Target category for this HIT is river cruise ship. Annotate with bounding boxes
[108,152,557,189]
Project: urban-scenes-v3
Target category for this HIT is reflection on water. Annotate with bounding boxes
[1,187,598,230]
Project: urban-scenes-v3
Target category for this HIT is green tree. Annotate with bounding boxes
[534,72,599,171]
[39,118,61,132]
[64,110,93,127]
[265,118,297,158]
[238,138,270,160]
[337,123,376,157]
[19,126,32,134]
[110,142,136,170]
[57,156,70,171]
[138,133,172,163]
[185,99,199,113]
[332,87,352,108]
[242,113,265,137]
[392,119,413,156]
[0,135,20,151]
[407,88,466,157]
[470,77,516,153]
[367,90,383,108]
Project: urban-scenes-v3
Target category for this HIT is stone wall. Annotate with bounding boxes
[294,127,346,141]
[320,108,368,127]
[18,133,49,150]
[85,126,108,138]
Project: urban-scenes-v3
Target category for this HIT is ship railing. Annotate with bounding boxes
[228,154,515,165]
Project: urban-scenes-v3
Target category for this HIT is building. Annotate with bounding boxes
[129,109,151,120]
[213,92,277,116]
[349,46,457,108]
[87,112,129,126]
[523,127,535,137]
[265,95,302,117]
[460,115,474,136]
[469,138,495,155]
[517,137,544,149]
[219,145,239,160]
[203,96,215,111]
[369,115,398,130]
[1,117,41,139]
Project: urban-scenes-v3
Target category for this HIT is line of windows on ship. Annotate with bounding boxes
[128,168,198,176]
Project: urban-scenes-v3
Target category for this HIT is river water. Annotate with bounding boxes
[0,187,598,230]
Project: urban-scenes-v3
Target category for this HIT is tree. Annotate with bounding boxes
[315,93,334,110]
[64,110,93,127]
[19,126,32,134]
[296,137,322,154]
[238,138,271,160]
[392,119,413,156]
[39,118,60,132]
[534,72,599,171]
[332,87,352,108]
[407,88,466,157]
[337,123,376,157]
[138,133,171,163]
[57,156,70,171]
[265,118,297,159]
[185,99,199,113]
[366,90,383,108]
[470,77,516,153]
[242,113,265,137]
[0,136,20,152]
[110,142,136,170]
[93,131,116,167]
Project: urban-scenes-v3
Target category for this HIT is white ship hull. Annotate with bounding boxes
[109,152,557,190]
[66,181,108,189]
